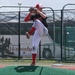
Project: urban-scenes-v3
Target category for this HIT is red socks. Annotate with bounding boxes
[28,27,36,35]
[32,54,37,64]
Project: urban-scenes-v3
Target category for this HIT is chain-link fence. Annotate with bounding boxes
[0,5,75,62]
[0,6,56,60]
[61,4,75,62]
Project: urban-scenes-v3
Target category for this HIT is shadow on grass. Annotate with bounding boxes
[14,66,39,73]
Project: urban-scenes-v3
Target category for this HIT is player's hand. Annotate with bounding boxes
[25,32,31,39]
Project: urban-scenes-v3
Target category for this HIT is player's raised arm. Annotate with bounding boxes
[35,4,47,19]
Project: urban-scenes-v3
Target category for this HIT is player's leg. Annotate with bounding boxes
[31,30,41,66]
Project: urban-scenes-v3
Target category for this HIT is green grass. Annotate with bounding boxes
[0,66,75,75]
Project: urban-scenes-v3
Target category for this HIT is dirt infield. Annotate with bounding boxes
[0,60,75,70]
[0,64,7,68]
[51,64,75,70]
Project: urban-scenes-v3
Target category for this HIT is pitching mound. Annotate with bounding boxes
[0,66,75,75]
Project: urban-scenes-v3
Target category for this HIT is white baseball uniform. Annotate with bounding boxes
[32,19,48,54]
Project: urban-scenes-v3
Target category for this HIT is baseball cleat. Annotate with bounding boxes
[30,62,35,66]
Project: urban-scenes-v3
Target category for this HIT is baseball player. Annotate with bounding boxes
[25,14,48,66]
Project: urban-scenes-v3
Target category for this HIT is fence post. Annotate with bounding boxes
[61,9,63,62]
[18,2,22,60]
[39,7,55,60]
[61,3,75,62]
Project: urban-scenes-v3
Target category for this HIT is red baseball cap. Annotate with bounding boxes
[35,4,43,9]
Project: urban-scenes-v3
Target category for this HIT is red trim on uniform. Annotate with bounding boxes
[24,13,31,22]
[28,27,36,35]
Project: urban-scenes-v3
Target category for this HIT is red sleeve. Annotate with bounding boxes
[24,13,31,22]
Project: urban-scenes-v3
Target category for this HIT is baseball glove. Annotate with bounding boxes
[25,32,31,39]
[29,7,37,13]
[29,7,34,12]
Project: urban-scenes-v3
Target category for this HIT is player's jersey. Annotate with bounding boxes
[35,13,48,28]
[32,19,48,37]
